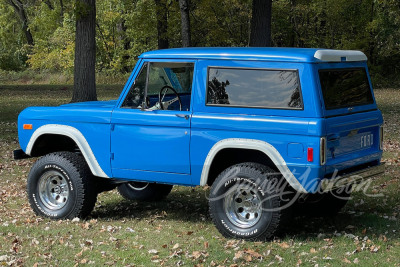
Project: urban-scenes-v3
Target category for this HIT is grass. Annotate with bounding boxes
[0,70,131,86]
[0,85,399,266]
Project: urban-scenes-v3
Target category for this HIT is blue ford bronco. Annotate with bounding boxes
[15,48,384,240]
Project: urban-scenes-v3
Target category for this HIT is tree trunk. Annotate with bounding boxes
[249,0,272,47]
[154,0,169,49]
[72,0,97,103]
[368,1,375,64]
[178,0,191,47]
[7,0,34,46]
[60,0,64,21]
[117,15,131,72]
[44,0,54,10]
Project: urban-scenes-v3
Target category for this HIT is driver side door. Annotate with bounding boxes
[110,60,194,184]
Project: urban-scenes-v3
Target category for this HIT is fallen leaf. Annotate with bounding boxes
[244,254,252,262]
[245,249,263,259]
[192,251,202,259]
[279,242,290,249]
[148,249,158,255]
[362,228,367,235]
[343,258,351,264]
[75,249,84,258]
[275,255,283,262]
[370,245,380,253]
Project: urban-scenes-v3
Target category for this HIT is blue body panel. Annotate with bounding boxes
[18,105,114,177]
[16,48,383,193]
[140,47,324,63]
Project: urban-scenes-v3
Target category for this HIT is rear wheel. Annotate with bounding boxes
[209,163,293,241]
[118,182,173,201]
[27,152,97,219]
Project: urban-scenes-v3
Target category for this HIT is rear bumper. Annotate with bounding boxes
[13,149,31,160]
[319,163,385,192]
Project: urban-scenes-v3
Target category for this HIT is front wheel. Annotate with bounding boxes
[27,152,97,219]
[118,182,173,201]
[209,163,293,241]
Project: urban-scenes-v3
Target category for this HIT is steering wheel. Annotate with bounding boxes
[158,86,182,111]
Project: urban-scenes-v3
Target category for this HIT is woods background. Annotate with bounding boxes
[0,0,399,87]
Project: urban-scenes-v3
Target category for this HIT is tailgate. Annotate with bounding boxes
[324,110,383,174]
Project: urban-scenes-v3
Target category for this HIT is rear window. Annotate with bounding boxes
[319,68,374,110]
[207,67,303,109]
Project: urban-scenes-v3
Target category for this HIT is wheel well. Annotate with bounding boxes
[206,148,277,186]
[31,134,80,157]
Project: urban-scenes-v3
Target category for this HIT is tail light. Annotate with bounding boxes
[307,148,314,162]
[320,137,326,165]
[380,126,384,150]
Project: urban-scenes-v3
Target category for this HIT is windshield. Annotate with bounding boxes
[319,68,374,110]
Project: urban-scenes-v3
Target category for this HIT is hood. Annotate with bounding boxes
[18,100,118,124]
[60,100,118,109]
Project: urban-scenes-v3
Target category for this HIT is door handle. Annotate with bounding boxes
[175,114,189,120]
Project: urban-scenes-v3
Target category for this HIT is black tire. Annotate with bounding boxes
[27,152,97,219]
[118,182,173,201]
[209,162,294,241]
[295,186,352,217]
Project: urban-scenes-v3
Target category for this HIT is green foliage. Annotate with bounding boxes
[0,3,27,70]
[191,0,251,47]
[75,0,92,19]
[271,0,400,85]
[28,13,75,72]
[0,0,400,85]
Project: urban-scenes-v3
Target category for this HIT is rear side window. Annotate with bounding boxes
[207,68,303,109]
[319,68,374,110]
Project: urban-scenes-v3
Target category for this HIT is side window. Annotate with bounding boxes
[207,68,303,109]
[122,63,148,108]
[122,62,194,110]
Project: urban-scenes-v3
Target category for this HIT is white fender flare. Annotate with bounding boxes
[25,124,108,178]
[199,138,307,193]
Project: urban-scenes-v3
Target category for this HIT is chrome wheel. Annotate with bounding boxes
[127,182,149,191]
[224,186,263,228]
[38,170,70,210]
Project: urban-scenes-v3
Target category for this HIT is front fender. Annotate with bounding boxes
[25,124,109,178]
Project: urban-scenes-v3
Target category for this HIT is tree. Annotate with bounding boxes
[249,0,272,47]
[154,0,169,49]
[178,0,191,47]
[6,0,34,46]
[72,0,97,102]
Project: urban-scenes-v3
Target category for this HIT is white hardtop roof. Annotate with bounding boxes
[314,50,367,62]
